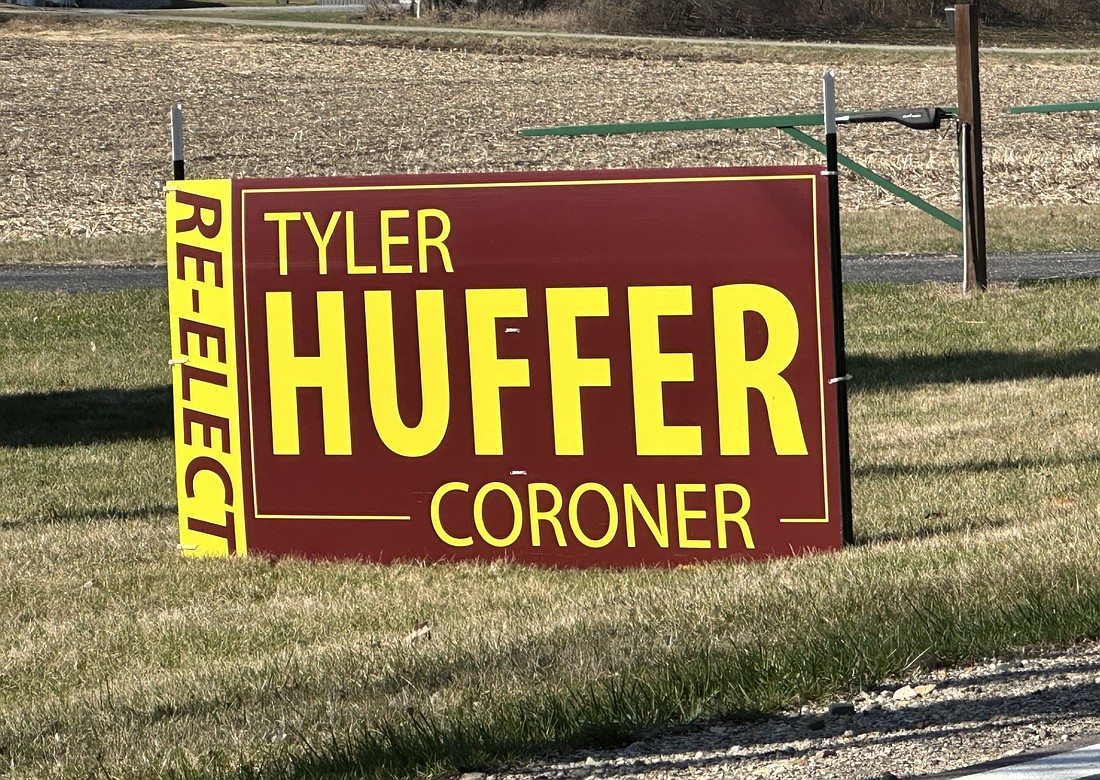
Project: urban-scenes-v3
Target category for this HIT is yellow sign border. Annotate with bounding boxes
[235,173,834,528]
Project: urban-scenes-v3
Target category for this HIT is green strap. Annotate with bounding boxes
[520,108,958,137]
[520,113,825,137]
[779,127,962,232]
[520,112,962,232]
[1009,101,1100,115]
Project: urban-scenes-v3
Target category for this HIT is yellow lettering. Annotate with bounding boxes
[417,208,454,273]
[713,284,807,456]
[628,286,701,456]
[303,211,341,275]
[528,483,566,547]
[675,483,711,549]
[346,211,376,275]
[427,480,753,553]
[265,291,351,456]
[264,211,300,276]
[715,483,754,549]
[624,483,670,548]
[431,482,472,547]
[474,482,523,548]
[364,290,450,457]
[466,288,530,455]
[546,287,611,455]
[568,482,618,549]
[380,209,412,274]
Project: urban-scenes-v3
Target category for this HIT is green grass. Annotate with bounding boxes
[843,203,1100,255]
[0,234,164,267]
[2,277,1100,778]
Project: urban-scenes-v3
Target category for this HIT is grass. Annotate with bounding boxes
[2,275,1100,778]
[0,234,165,267]
[842,203,1100,255]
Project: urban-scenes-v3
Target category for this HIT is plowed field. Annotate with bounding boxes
[2,15,1098,240]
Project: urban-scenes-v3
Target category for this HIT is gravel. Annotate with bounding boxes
[484,641,1100,780]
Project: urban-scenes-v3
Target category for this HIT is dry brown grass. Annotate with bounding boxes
[0,15,1098,242]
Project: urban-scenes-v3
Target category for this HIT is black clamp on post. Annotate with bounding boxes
[837,107,948,131]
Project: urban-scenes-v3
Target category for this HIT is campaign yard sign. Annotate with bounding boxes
[166,166,843,566]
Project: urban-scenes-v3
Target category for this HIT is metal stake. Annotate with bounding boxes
[170,103,185,181]
[823,71,854,546]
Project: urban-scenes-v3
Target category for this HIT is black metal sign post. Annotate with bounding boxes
[823,72,854,546]
[824,80,957,540]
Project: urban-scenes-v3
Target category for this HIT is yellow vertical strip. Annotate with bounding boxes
[166,179,246,557]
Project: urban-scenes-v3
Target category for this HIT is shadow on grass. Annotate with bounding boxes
[853,516,1019,547]
[0,503,177,530]
[0,386,172,447]
[849,347,1100,391]
[855,451,1100,480]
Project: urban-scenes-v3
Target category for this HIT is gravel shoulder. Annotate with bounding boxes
[488,641,1100,780]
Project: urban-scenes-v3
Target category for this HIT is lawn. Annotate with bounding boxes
[2,278,1098,778]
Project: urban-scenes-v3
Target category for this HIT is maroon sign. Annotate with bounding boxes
[169,166,842,565]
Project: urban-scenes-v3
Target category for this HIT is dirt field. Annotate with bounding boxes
[1,15,1098,241]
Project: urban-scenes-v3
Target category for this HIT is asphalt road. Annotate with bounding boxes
[2,251,1098,292]
[846,250,1100,284]
[931,739,1100,778]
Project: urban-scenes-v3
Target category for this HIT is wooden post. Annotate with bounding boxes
[955,1,988,292]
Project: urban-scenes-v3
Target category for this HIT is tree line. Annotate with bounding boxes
[450,0,1100,36]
